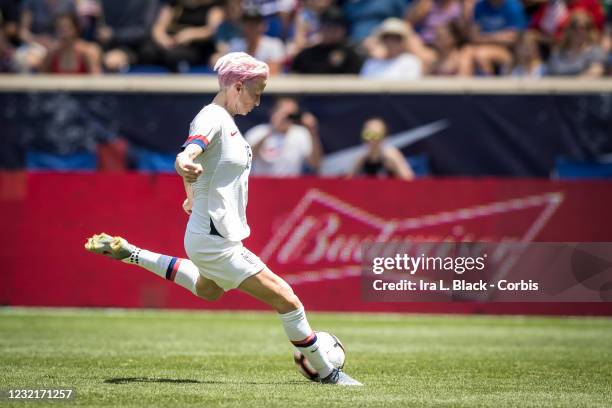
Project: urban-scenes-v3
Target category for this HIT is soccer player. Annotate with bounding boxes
[85,52,361,386]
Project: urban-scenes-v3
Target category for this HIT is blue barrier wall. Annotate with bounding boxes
[2,90,611,176]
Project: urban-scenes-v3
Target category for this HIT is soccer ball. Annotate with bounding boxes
[293,331,346,381]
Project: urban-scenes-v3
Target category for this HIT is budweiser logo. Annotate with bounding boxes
[260,189,564,285]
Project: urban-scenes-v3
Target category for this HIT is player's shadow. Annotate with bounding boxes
[105,377,203,385]
[104,377,304,385]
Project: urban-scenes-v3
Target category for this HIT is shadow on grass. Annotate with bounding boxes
[104,377,306,385]
[105,377,203,384]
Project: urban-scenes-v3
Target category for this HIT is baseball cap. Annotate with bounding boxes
[376,18,412,39]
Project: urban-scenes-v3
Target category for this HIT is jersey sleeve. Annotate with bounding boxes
[182,110,221,151]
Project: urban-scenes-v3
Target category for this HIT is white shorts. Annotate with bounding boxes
[184,229,265,291]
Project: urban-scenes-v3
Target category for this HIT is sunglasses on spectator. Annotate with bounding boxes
[361,130,385,141]
[380,33,404,41]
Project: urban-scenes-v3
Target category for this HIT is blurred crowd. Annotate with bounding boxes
[245,97,415,179]
[1,0,611,77]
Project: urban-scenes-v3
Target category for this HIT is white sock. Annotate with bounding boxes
[123,248,199,295]
[279,306,334,378]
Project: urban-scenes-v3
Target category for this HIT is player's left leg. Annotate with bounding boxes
[84,233,224,301]
[238,267,362,386]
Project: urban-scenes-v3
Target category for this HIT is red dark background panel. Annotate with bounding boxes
[1,172,611,315]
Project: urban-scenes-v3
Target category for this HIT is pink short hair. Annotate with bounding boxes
[214,52,269,89]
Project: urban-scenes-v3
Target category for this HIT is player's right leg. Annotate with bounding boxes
[84,233,224,301]
[238,267,363,386]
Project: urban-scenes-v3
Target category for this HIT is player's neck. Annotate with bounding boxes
[213,91,237,116]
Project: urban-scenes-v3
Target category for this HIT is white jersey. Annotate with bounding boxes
[182,104,253,242]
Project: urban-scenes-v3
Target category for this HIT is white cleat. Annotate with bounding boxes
[84,233,135,260]
[320,369,363,386]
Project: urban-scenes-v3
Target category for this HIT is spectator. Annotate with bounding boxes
[1,0,20,44]
[291,7,363,74]
[360,18,422,79]
[241,0,297,39]
[287,0,334,57]
[17,0,76,71]
[509,30,545,77]
[19,0,76,47]
[0,29,14,72]
[42,13,102,74]
[604,6,611,74]
[529,0,604,46]
[245,97,323,176]
[429,21,474,75]
[222,10,286,75]
[342,0,409,43]
[406,0,462,46]
[143,0,224,72]
[76,0,102,42]
[469,0,527,75]
[0,0,20,71]
[547,10,605,76]
[97,0,159,72]
[215,0,243,44]
[348,117,414,180]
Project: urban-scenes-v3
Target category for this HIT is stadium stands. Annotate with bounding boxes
[0,0,610,76]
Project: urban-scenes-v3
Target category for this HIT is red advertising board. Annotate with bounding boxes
[1,172,611,315]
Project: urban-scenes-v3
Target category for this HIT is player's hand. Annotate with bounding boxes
[176,153,203,182]
[182,198,193,215]
[181,162,203,183]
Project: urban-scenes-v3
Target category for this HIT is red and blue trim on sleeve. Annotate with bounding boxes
[181,133,210,151]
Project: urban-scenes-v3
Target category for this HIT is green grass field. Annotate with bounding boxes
[1,308,611,407]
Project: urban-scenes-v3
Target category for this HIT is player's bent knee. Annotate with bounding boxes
[198,288,223,301]
[195,279,224,301]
